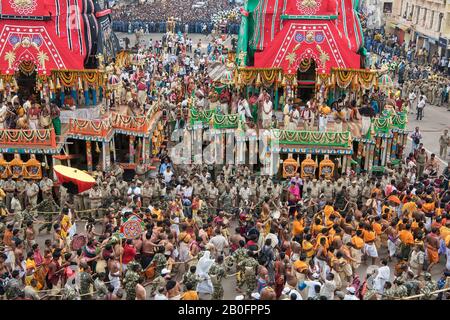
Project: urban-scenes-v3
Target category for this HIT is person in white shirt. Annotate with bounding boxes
[289,105,300,130]
[209,229,229,253]
[283,98,293,128]
[154,286,169,300]
[239,182,252,206]
[343,286,359,300]
[259,90,273,129]
[163,167,174,185]
[237,95,252,122]
[301,104,314,130]
[408,91,416,114]
[416,95,426,120]
[302,273,322,299]
[318,112,328,132]
[373,259,390,294]
[320,272,336,300]
[127,181,142,197]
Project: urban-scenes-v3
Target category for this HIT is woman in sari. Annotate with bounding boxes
[287,181,300,217]
[50,103,61,135]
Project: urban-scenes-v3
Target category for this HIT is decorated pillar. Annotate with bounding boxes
[71,88,77,102]
[342,155,348,174]
[274,88,279,111]
[86,141,93,172]
[386,136,393,163]
[380,136,387,166]
[92,88,97,105]
[129,136,135,164]
[51,155,57,180]
[364,143,370,171]
[84,90,90,106]
[102,141,111,171]
[60,91,65,106]
[135,137,142,164]
[111,139,117,163]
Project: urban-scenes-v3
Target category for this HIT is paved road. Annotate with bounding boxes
[406,103,450,174]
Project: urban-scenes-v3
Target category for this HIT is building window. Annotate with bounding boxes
[404,3,409,19]
[415,7,420,24]
[409,5,414,21]
[438,13,444,32]
[429,11,434,29]
[422,9,427,27]
[383,2,393,14]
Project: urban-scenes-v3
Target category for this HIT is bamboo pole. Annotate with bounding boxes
[119,236,123,277]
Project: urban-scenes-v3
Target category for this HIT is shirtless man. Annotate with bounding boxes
[425,228,440,272]
[385,221,399,262]
[24,221,36,251]
[107,255,121,294]
[135,277,147,300]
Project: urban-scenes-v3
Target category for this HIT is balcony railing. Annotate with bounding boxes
[0,128,56,147]
[68,118,112,137]
[111,112,149,133]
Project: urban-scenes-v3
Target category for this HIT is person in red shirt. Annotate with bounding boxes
[122,239,137,271]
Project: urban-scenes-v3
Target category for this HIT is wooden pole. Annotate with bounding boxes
[119,236,123,277]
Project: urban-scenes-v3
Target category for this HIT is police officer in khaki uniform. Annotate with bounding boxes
[74,191,85,212]
[89,184,103,218]
[361,180,372,205]
[25,179,39,210]
[310,179,321,200]
[3,177,16,211]
[15,175,27,209]
[334,178,344,195]
[120,179,130,201]
[142,180,153,208]
[347,180,360,208]
[323,180,335,203]
[81,189,91,215]
[39,176,54,202]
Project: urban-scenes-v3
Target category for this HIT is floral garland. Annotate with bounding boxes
[391,112,407,129]
[112,113,148,130]
[372,117,392,134]
[272,130,351,147]
[335,70,353,89]
[298,59,312,72]
[51,70,104,88]
[18,61,36,76]
[190,108,216,124]
[69,118,110,136]
[213,114,240,129]
[0,129,52,145]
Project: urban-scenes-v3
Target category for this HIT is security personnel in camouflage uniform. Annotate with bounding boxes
[152,247,167,277]
[182,266,200,291]
[79,263,94,300]
[420,272,438,300]
[232,241,248,290]
[382,281,397,299]
[209,255,226,300]
[37,198,58,234]
[123,260,142,300]
[238,251,259,298]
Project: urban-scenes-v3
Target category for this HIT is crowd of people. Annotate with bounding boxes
[0,21,449,301]
[111,0,240,34]
[0,96,61,135]
[365,28,450,112]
